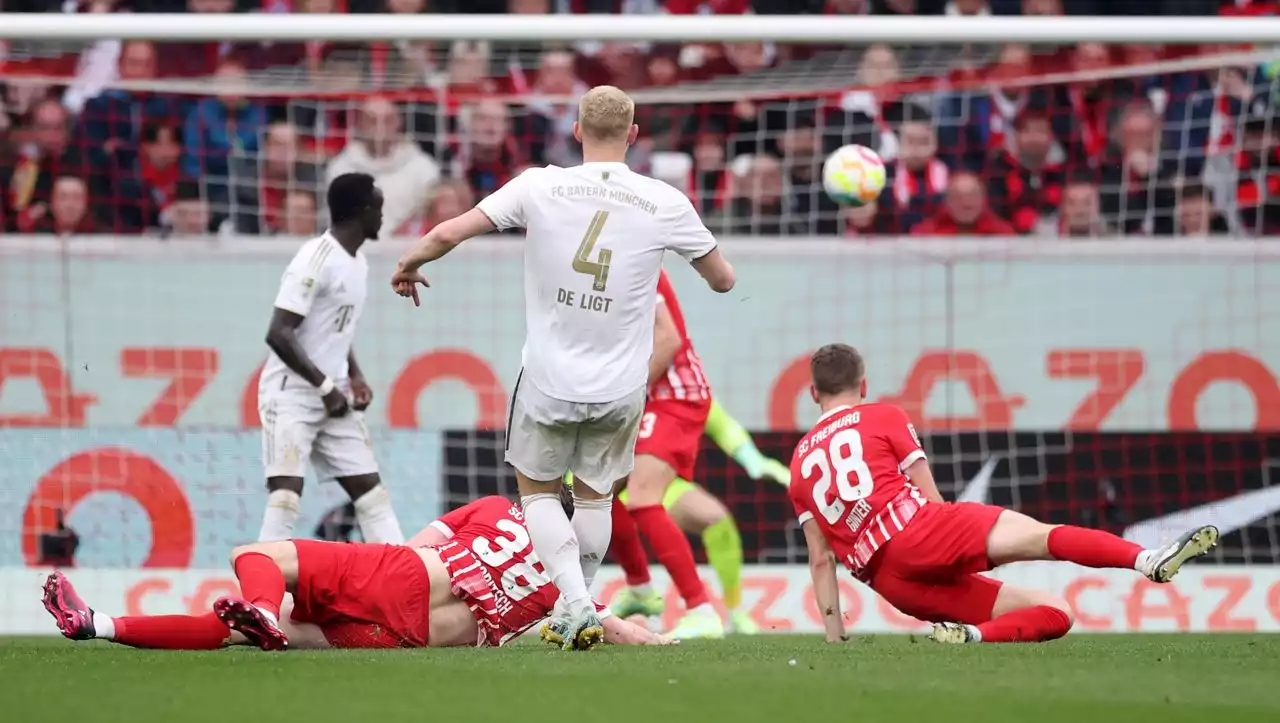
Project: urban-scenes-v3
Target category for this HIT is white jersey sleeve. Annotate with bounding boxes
[273,243,331,317]
[666,197,718,262]
[476,168,537,230]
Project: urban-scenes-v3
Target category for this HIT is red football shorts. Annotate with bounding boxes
[291,540,431,648]
[634,398,710,480]
[867,502,1006,625]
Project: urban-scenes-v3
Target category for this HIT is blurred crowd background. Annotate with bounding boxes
[1,0,1278,239]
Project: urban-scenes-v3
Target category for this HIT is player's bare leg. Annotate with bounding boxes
[628,454,722,640]
[668,485,755,634]
[217,541,300,651]
[518,470,603,651]
[336,472,405,544]
[932,509,1218,644]
[258,476,304,541]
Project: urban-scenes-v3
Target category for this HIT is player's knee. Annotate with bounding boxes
[229,543,263,566]
[336,473,380,501]
[1046,595,1075,628]
[266,476,304,495]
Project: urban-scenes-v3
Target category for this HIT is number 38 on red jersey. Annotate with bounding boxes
[788,402,929,578]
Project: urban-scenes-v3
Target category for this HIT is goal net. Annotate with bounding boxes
[1,14,1279,633]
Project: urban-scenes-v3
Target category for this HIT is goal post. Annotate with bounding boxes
[2,10,1279,635]
[2,14,1280,43]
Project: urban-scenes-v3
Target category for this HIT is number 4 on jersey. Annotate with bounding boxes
[802,428,874,524]
[574,210,612,292]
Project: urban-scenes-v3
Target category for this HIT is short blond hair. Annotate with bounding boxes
[578,85,635,142]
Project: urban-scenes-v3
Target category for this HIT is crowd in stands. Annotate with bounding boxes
[0,0,1278,238]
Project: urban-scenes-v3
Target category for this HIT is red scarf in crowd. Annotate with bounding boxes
[1068,87,1109,160]
[140,157,179,213]
[893,158,949,208]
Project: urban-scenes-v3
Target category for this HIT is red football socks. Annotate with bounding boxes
[610,502,652,586]
[630,504,710,609]
[114,613,230,650]
[977,605,1072,643]
[1047,525,1143,569]
[232,551,286,617]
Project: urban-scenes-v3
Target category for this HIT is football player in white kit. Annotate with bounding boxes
[258,172,404,545]
[390,86,735,650]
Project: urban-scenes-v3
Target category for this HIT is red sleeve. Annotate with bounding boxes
[881,405,926,472]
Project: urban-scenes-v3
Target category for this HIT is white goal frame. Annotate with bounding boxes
[1,14,1279,44]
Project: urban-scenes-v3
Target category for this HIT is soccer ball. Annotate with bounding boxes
[822,144,887,207]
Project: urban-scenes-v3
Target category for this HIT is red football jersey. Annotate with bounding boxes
[649,270,711,402]
[430,496,605,647]
[788,403,930,580]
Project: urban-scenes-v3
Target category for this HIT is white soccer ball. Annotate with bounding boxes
[822,144,887,207]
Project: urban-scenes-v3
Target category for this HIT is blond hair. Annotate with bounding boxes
[577,85,635,142]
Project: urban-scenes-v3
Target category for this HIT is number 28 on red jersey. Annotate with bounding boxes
[788,403,929,578]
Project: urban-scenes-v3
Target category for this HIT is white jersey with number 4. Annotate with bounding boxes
[260,232,369,399]
[476,162,717,404]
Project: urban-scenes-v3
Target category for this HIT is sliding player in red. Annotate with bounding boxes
[43,493,669,651]
[791,343,1219,644]
[607,270,724,639]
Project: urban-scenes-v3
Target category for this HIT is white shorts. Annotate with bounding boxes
[503,373,645,494]
[259,394,379,481]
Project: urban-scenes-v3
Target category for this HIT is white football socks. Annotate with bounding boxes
[571,496,613,593]
[353,485,405,544]
[93,612,116,640]
[257,488,302,541]
[522,492,592,616]
[1135,550,1157,575]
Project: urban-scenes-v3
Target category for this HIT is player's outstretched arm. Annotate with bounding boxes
[392,209,497,305]
[905,458,945,504]
[802,519,847,643]
[690,247,735,293]
[602,614,677,646]
[704,399,791,486]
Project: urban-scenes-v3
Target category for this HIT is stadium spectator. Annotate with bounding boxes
[61,0,141,115]
[986,110,1067,234]
[578,43,649,90]
[30,176,96,237]
[1177,182,1232,236]
[1099,101,1178,235]
[947,0,991,14]
[710,154,790,235]
[326,95,441,236]
[113,121,185,233]
[515,50,585,168]
[937,44,1063,172]
[169,179,212,235]
[839,200,895,236]
[232,121,321,235]
[280,189,320,236]
[882,102,947,234]
[833,45,901,161]
[1059,43,1140,168]
[408,178,475,236]
[689,127,730,216]
[182,54,268,223]
[1235,101,1280,235]
[912,171,1016,235]
[776,112,841,235]
[156,0,262,79]
[80,41,187,183]
[1052,173,1109,237]
[444,99,521,203]
[2,99,90,233]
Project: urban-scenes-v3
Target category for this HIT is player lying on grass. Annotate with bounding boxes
[609,398,790,636]
[43,492,671,650]
[792,343,1220,645]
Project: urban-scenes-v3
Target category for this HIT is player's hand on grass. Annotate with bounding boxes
[390,267,430,307]
[825,634,850,644]
[350,376,373,411]
[323,388,351,418]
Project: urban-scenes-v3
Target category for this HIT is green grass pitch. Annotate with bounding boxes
[1,635,1277,723]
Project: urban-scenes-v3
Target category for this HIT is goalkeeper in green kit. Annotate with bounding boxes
[575,398,790,635]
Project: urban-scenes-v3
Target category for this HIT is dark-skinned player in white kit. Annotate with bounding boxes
[390,86,736,650]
